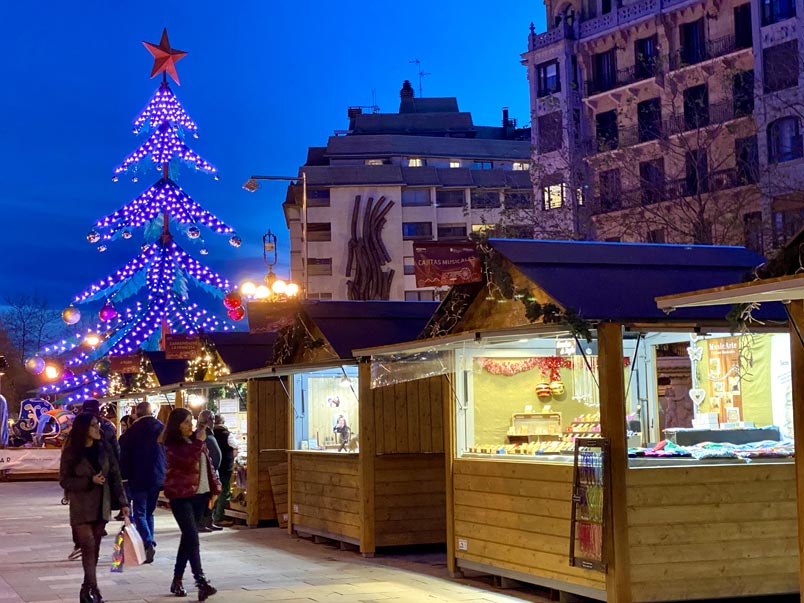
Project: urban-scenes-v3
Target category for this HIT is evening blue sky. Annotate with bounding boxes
[0,1,542,308]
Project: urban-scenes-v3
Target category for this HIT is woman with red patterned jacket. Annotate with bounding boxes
[161,408,221,600]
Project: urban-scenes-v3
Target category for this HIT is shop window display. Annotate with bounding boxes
[292,366,360,452]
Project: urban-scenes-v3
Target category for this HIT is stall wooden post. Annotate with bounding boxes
[358,361,376,556]
[597,322,632,603]
[246,378,259,527]
[174,389,184,409]
[787,300,804,589]
[444,366,458,576]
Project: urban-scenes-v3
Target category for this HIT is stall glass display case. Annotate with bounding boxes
[292,365,359,453]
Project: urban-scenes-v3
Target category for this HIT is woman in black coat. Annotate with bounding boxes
[60,413,129,603]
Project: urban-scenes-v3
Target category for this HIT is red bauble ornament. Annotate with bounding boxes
[223,291,242,310]
[228,306,246,321]
[99,300,118,322]
[536,383,552,399]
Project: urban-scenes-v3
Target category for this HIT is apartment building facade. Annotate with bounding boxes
[283,82,532,301]
[523,0,804,251]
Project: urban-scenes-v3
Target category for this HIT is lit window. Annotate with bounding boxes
[365,159,384,166]
[403,256,415,275]
[472,224,496,234]
[408,157,424,167]
[450,160,461,168]
[542,183,568,209]
[513,162,530,171]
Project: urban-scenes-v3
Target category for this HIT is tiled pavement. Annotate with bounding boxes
[0,481,552,603]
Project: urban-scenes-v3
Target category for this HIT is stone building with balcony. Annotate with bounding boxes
[283,81,531,301]
[523,0,804,251]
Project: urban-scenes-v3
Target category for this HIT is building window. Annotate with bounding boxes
[536,60,561,97]
[513,162,530,171]
[735,136,759,183]
[449,160,461,168]
[762,0,796,25]
[436,189,465,208]
[647,229,666,243]
[401,188,432,207]
[595,110,618,151]
[307,222,332,242]
[685,149,709,195]
[306,292,333,300]
[743,211,763,252]
[773,204,804,245]
[763,41,799,92]
[538,112,563,153]
[598,169,622,211]
[592,48,617,94]
[504,191,533,209]
[403,256,415,275]
[637,98,662,142]
[542,181,568,209]
[437,223,468,240]
[734,4,753,49]
[635,35,659,79]
[605,236,621,242]
[683,84,710,130]
[471,161,493,170]
[471,189,501,208]
[639,159,665,205]
[408,157,425,167]
[308,258,333,276]
[405,290,436,301]
[679,18,706,66]
[472,223,496,234]
[365,159,385,166]
[768,117,803,163]
[307,188,331,207]
[402,222,433,240]
[733,70,754,117]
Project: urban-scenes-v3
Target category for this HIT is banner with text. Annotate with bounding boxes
[110,355,141,374]
[246,301,299,333]
[412,243,482,288]
[165,334,203,360]
[0,448,61,474]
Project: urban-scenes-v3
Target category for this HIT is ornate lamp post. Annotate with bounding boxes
[239,229,300,302]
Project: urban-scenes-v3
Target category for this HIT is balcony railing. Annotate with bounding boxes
[584,57,663,96]
[528,21,575,51]
[669,34,747,71]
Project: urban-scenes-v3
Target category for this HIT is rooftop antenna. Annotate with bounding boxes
[409,59,430,97]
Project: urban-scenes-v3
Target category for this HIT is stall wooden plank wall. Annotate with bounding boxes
[246,377,290,526]
[627,463,799,601]
[290,452,361,543]
[452,460,606,599]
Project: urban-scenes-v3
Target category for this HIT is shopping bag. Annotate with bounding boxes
[111,526,126,573]
[122,521,147,566]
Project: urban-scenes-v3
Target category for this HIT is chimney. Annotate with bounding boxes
[399,80,415,113]
[400,80,415,99]
[502,107,510,127]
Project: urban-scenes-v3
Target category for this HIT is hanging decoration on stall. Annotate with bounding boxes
[164,334,202,360]
[412,242,482,288]
[477,356,571,380]
[569,437,609,572]
[186,339,230,382]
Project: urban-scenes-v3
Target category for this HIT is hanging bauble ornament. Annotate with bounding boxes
[122,230,132,239]
[131,175,138,183]
[94,359,111,377]
[99,300,118,322]
[141,244,150,252]
[535,383,552,399]
[227,306,246,321]
[223,291,242,310]
[193,132,199,139]
[550,381,565,396]
[213,174,220,181]
[87,230,100,244]
[200,248,209,255]
[98,244,108,253]
[112,176,119,183]
[229,235,242,248]
[187,226,201,239]
[25,356,46,375]
[61,305,81,325]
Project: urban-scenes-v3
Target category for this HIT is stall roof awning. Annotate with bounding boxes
[302,301,439,358]
[656,273,804,310]
[208,332,277,374]
[209,359,353,383]
[489,239,786,322]
[146,352,186,387]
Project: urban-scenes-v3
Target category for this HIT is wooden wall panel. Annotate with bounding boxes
[254,377,289,450]
[290,452,361,541]
[268,461,289,527]
[453,459,606,594]
[375,454,446,547]
[627,463,799,602]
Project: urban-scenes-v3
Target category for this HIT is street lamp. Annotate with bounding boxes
[238,229,300,303]
[242,172,307,298]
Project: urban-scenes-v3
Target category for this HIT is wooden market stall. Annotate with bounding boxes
[355,239,796,603]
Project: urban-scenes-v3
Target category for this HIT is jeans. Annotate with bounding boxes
[131,485,161,548]
[212,470,232,522]
[170,493,209,579]
[74,521,106,587]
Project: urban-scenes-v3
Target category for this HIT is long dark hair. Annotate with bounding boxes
[64,413,97,458]
[161,407,192,447]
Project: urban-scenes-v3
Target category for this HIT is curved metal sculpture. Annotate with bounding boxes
[345,195,395,300]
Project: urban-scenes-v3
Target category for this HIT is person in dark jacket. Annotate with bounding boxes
[119,401,165,563]
[196,409,221,532]
[60,413,129,603]
[212,415,239,525]
[161,408,221,601]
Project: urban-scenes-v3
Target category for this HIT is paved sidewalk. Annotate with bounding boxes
[0,481,551,603]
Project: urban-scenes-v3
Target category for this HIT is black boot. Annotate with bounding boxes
[79,585,96,603]
[195,575,217,601]
[90,586,105,603]
[170,577,187,597]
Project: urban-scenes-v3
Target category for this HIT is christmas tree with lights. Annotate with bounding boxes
[33,29,243,403]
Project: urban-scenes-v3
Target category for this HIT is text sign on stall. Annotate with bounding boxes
[110,354,141,374]
[246,301,299,333]
[165,334,203,360]
[412,243,482,288]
